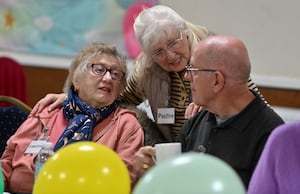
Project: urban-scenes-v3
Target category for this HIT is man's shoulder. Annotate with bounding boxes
[258,105,285,126]
[189,109,210,122]
[248,96,285,125]
[182,110,210,131]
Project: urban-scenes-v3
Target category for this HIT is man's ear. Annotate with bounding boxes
[213,71,225,92]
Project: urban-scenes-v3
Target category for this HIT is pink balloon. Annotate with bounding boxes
[123,2,153,58]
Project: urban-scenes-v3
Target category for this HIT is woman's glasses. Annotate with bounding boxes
[86,63,125,81]
[151,31,183,61]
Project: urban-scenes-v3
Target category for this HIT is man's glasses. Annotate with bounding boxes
[185,65,216,77]
[151,31,183,61]
[86,63,125,81]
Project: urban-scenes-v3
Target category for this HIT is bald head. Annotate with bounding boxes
[192,36,251,84]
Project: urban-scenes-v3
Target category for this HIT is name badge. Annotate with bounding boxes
[157,108,175,124]
[25,140,49,154]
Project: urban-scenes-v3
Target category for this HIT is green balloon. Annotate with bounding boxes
[0,163,4,193]
[133,153,245,194]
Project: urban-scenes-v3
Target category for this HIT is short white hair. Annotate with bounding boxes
[133,5,190,53]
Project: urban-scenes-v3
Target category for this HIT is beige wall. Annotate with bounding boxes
[160,0,300,88]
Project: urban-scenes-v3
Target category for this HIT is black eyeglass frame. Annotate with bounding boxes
[86,63,125,81]
[185,66,216,73]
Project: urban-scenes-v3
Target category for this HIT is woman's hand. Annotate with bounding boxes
[184,102,202,119]
[133,146,156,178]
[30,93,67,116]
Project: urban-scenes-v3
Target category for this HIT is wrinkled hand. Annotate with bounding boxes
[185,102,203,119]
[30,93,67,116]
[133,146,156,178]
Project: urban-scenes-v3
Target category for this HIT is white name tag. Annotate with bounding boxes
[25,140,49,154]
[157,108,175,124]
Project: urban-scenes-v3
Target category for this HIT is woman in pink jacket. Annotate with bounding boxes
[0,43,144,193]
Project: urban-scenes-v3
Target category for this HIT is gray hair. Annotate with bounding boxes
[63,43,127,93]
[132,5,210,91]
[133,5,210,57]
[134,5,191,54]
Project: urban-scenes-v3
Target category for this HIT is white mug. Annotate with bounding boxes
[155,142,182,163]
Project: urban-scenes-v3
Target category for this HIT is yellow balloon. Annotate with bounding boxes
[33,142,130,194]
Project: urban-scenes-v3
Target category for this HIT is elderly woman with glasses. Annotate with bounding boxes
[0,43,144,193]
[29,5,265,177]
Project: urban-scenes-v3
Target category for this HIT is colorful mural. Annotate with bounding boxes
[0,0,158,58]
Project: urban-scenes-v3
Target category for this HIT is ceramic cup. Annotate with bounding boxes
[155,142,182,163]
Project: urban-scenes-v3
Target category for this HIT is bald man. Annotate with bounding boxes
[178,36,284,188]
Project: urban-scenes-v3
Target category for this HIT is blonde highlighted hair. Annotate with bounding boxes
[63,43,127,93]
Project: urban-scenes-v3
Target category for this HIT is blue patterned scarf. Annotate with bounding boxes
[54,88,119,151]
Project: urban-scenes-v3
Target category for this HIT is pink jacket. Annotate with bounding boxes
[1,106,144,193]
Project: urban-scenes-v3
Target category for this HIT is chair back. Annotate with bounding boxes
[0,95,31,156]
[0,95,32,113]
[0,56,28,107]
[0,106,28,156]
